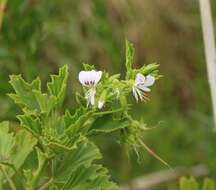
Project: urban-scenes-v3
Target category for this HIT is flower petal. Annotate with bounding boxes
[78,71,88,86]
[137,85,151,92]
[135,73,146,85]
[93,70,102,85]
[78,70,102,86]
[143,75,155,87]
[132,87,139,102]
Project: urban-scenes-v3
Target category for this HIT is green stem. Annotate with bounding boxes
[0,0,7,30]
[93,108,124,116]
[119,144,131,182]
[38,178,53,190]
[138,139,172,169]
[0,165,17,190]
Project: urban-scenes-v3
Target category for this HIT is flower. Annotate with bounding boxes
[79,70,102,87]
[132,73,155,102]
[78,70,102,106]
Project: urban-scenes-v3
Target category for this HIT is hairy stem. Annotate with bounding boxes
[93,108,124,116]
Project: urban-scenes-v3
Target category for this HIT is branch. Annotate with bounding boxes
[120,164,208,190]
[199,0,216,128]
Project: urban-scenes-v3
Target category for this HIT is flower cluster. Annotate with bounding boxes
[76,41,159,110]
[78,69,156,108]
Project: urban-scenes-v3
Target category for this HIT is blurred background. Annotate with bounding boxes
[0,0,216,189]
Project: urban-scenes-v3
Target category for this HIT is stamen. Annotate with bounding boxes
[85,81,89,85]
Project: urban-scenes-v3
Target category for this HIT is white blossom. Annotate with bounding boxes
[79,70,102,106]
[79,70,102,87]
[132,73,155,102]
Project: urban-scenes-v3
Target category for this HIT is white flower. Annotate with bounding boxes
[79,70,102,87]
[132,73,155,102]
[78,70,102,106]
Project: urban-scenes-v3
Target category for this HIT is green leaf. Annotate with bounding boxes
[202,178,215,190]
[9,67,66,115]
[11,130,37,171]
[89,115,129,134]
[62,164,117,190]
[0,121,15,163]
[64,109,84,129]
[82,63,95,71]
[47,65,69,105]
[18,114,41,137]
[9,75,41,113]
[139,63,160,76]
[180,177,199,190]
[0,122,37,183]
[33,90,57,114]
[24,148,47,189]
[53,140,101,182]
[64,108,94,135]
[42,133,82,153]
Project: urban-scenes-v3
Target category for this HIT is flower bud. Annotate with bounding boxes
[98,90,107,109]
[98,100,105,109]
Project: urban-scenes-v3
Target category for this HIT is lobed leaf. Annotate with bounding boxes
[8,76,41,114]
[0,122,15,164]
[62,164,117,190]
[53,139,101,182]
[47,65,69,105]
[33,90,57,114]
[0,122,37,183]
[18,114,41,137]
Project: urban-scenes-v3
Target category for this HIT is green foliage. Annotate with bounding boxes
[179,177,215,190]
[47,65,69,106]
[0,41,160,189]
[125,40,160,81]
[0,121,36,186]
[8,76,42,114]
[0,1,215,189]
[62,164,117,190]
